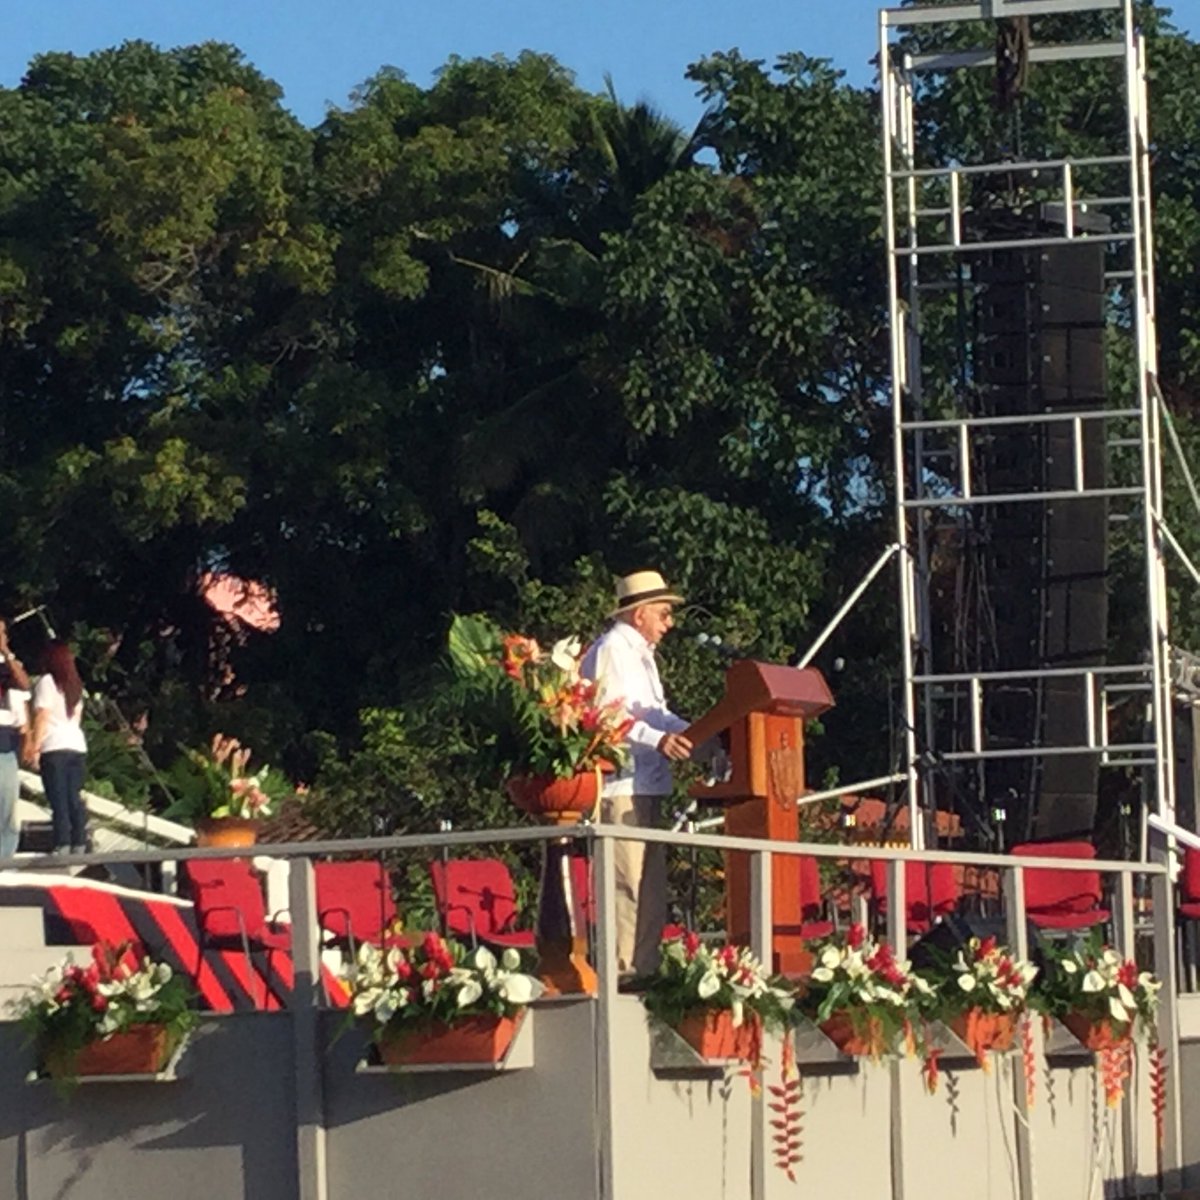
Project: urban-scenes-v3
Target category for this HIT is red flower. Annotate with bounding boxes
[91,993,108,1013]
[1117,960,1139,990]
[683,930,701,960]
[846,923,866,949]
[977,936,997,959]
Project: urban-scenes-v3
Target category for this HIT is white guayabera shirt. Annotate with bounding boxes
[581,621,688,798]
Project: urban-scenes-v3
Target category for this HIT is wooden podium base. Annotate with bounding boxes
[535,834,597,997]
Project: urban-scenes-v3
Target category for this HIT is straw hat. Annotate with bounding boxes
[610,570,684,617]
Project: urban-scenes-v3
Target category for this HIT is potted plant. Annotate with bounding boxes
[164,733,291,846]
[800,924,931,1058]
[344,932,545,1065]
[1031,934,1161,1051]
[15,941,196,1084]
[447,614,631,822]
[914,935,1037,1066]
[641,932,796,1064]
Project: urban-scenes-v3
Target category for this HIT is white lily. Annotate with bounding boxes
[497,973,544,1005]
[456,980,483,1008]
[550,637,582,673]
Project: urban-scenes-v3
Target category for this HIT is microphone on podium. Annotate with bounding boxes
[693,632,745,660]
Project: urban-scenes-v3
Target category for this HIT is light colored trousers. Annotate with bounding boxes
[0,751,19,860]
[602,792,667,976]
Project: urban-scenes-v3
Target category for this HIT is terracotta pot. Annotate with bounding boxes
[195,816,261,848]
[675,1009,759,1062]
[506,772,599,825]
[820,1010,889,1058]
[377,1014,518,1065]
[45,1024,171,1078]
[949,1008,1019,1060]
[1061,1011,1132,1051]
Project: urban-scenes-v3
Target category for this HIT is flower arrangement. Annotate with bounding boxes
[641,931,796,1036]
[344,932,544,1061]
[800,924,931,1057]
[164,733,291,823]
[914,935,1037,1068]
[917,935,1037,1017]
[14,941,196,1080]
[448,614,632,780]
[1032,934,1161,1042]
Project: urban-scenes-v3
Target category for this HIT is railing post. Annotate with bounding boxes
[749,851,773,1200]
[885,858,907,1200]
[288,856,328,1200]
[1149,840,1183,1189]
[1003,865,1036,1200]
[592,830,618,1200]
[1112,873,1140,1183]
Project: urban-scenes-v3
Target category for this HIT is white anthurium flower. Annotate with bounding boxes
[1101,948,1120,967]
[1061,959,1078,974]
[957,974,977,993]
[1109,997,1130,1024]
[374,996,397,1025]
[456,980,483,1008]
[498,973,543,1005]
[1117,982,1136,1011]
[819,946,841,970]
[501,948,521,971]
[1081,970,1106,993]
[550,637,582,673]
[1139,972,1162,993]
[696,971,721,1001]
[810,967,835,984]
[471,946,497,974]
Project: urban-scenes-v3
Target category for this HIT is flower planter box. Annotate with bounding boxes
[674,1009,758,1063]
[360,1011,533,1074]
[194,817,261,848]
[1060,1012,1131,1052]
[948,1009,1019,1064]
[819,1011,890,1059]
[36,1024,186,1083]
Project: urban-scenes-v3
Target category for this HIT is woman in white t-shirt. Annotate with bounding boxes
[0,619,32,860]
[25,640,88,855]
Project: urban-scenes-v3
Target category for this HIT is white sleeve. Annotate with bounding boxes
[32,675,54,711]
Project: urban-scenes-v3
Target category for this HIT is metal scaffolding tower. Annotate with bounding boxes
[878,0,1178,849]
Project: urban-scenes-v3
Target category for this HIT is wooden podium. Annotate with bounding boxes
[685,660,834,975]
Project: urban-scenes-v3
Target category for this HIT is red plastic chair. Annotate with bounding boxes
[429,858,535,950]
[869,859,960,934]
[1177,848,1200,989]
[314,860,408,953]
[1009,841,1110,931]
[182,859,291,1004]
[798,856,835,940]
[1180,846,1200,920]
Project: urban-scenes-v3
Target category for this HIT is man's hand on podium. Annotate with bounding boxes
[657,732,693,761]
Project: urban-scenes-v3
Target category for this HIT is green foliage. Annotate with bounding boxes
[0,19,1196,846]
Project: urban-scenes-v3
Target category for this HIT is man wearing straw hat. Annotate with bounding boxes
[581,570,693,976]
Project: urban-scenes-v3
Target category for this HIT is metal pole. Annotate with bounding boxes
[794,543,902,669]
[1003,866,1036,1200]
[750,851,773,1200]
[880,16,924,852]
[289,858,328,1200]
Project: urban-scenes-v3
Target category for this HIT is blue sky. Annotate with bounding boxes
[3,0,891,128]
[5,2,1195,129]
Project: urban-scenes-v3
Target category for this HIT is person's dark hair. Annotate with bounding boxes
[42,640,83,716]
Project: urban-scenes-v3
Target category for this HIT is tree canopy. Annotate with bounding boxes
[0,8,1196,838]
